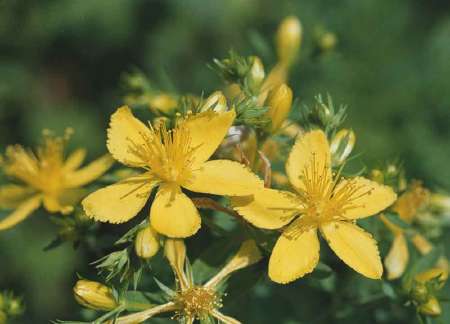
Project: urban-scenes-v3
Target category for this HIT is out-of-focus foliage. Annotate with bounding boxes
[0,0,449,323]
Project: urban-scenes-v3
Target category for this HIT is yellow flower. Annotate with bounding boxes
[82,106,263,238]
[111,239,262,324]
[0,130,113,230]
[233,130,396,283]
[382,181,431,279]
[73,279,118,311]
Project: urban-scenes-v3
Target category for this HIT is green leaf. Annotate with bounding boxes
[154,277,176,298]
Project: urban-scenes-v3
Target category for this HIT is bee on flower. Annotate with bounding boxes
[233,129,397,283]
[0,129,114,230]
[82,97,264,238]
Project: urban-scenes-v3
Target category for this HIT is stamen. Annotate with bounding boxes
[124,122,197,183]
[173,287,222,321]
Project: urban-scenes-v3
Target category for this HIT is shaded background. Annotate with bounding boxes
[0,0,449,323]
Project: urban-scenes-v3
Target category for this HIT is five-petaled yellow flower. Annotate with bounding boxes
[233,130,397,283]
[82,106,263,238]
[0,130,114,230]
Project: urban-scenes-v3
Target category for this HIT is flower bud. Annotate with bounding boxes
[149,93,178,113]
[247,56,265,92]
[318,32,338,52]
[415,267,448,288]
[73,280,118,311]
[370,169,384,184]
[6,298,23,316]
[200,91,227,112]
[135,225,159,260]
[330,129,355,166]
[429,193,450,215]
[411,282,429,304]
[276,16,302,66]
[266,84,293,132]
[418,296,441,316]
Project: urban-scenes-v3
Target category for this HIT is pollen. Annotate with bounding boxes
[126,122,196,184]
[174,286,222,320]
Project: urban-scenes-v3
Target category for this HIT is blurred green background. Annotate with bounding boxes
[0,0,449,323]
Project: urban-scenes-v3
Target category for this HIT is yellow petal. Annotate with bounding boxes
[107,106,152,167]
[205,240,263,288]
[82,173,155,224]
[182,110,235,166]
[43,195,73,214]
[260,63,288,95]
[232,188,300,229]
[183,160,263,196]
[384,234,409,280]
[320,221,383,279]
[211,309,241,324]
[64,154,115,188]
[0,184,35,209]
[164,239,189,289]
[0,195,42,230]
[411,233,433,255]
[63,148,87,172]
[336,177,397,219]
[286,130,331,193]
[150,184,201,238]
[268,223,320,284]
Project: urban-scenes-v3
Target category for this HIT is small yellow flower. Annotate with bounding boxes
[233,130,396,283]
[382,181,431,279]
[73,280,118,311]
[111,239,262,324]
[0,130,113,230]
[82,106,263,238]
[135,225,160,260]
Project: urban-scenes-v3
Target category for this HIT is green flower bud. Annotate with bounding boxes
[418,297,441,316]
[330,129,355,166]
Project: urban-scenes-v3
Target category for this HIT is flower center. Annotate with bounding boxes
[127,123,196,184]
[1,130,69,195]
[174,286,222,320]
[296,154,372,224]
